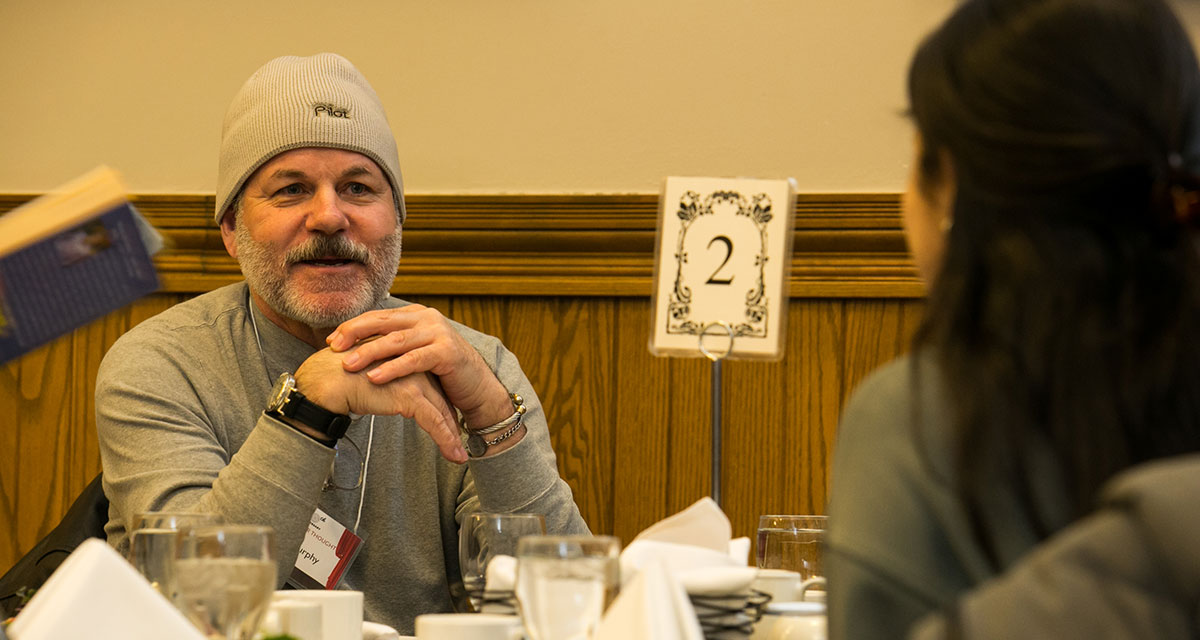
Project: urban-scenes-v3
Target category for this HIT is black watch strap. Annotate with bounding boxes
[267,372,351,442]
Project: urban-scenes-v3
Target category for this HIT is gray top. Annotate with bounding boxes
[825,354,1072,640]
[910,454,1200,639]
[95,282,588,634]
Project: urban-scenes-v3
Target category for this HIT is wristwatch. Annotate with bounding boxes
[266,372,351,442]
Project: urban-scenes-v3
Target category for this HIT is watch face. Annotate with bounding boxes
[268,372,295,413]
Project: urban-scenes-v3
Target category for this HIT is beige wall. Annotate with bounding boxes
[0,1,960,195]
[7,1,1200,196]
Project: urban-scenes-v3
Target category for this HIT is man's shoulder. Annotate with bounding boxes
[102,283,248,364]
[128,282,246,335]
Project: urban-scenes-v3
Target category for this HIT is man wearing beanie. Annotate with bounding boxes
[94,53,588,634]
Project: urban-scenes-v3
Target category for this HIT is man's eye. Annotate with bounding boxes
[346,182,371,196]
[276,184,305,197]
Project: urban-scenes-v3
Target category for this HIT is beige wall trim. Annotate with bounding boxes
[0,193,923,298]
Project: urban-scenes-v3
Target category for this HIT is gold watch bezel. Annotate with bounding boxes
[267,372,297,414]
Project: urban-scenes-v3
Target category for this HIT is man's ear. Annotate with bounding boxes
[219,209,238,259]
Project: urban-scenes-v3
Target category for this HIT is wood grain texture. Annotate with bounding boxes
[612,298,672,543]
[0,194,925,577]
[0,193,922,298]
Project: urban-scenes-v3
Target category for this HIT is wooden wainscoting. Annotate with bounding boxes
[0,194,923,575]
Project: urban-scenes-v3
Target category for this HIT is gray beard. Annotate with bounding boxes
[234,221,402,330]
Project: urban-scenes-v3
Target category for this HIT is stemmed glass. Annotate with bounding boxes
[173,524,277,640]
[459,513,546,613]
[515,535,620,640]
[127,511,224,599]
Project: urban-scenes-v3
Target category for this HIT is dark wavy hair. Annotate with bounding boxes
[909,0,1200,564]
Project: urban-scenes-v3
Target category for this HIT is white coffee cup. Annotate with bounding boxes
[261,599,324,640]
[751,601,827,640]
[271,590,363,640]
[753,569,802,602]
[798,576,825,603]
[415,613,523,640]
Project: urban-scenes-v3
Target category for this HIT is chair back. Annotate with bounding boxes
[0,473,108,618]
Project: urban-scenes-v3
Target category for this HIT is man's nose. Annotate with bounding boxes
[305,185,350,234]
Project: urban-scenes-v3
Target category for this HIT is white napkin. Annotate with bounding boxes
[484,554,517,592]
[620,497,755,596]
[7,538,206,640]
[594,560,703,640]
[631,497,731,552]
[477,553,519,615]
[621,539,740,584]
[677,565,759,596]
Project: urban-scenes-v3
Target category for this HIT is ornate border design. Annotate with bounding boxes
[667,190,773,337]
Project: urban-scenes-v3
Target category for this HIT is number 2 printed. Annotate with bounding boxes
[706,235,734,285]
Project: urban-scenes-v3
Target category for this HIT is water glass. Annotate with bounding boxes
[755,515,827,581]
[459,513,546,613]
[127,511,224,598]
[515,535,620,640]
[174,524,277,640]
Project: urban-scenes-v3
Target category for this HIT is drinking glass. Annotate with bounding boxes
[515,535,620,640]
[127,511,224,598]
[459,513,546,613]
[755,515,827,581]
[174,524,277,640]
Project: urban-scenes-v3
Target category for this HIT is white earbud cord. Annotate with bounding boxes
[247,290,372,534]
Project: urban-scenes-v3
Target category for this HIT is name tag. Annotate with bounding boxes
[288,507,364,590]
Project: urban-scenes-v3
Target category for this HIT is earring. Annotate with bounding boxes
[940,216,954,233]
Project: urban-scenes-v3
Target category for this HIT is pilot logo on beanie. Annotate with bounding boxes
[313,103,350,119]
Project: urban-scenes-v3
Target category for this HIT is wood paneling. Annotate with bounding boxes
[0,193,923,298]
[0,194,924,577]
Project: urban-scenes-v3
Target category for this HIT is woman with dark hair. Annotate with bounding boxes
[825,0,1200,637]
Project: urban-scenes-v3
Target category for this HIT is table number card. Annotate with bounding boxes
[650,176,796,360]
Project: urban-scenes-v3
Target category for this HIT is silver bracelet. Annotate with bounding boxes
[464,393,526,457]
[483,419,525,447]
[464,394,525,435]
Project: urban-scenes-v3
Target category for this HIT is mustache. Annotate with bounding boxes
[285,235,370,264]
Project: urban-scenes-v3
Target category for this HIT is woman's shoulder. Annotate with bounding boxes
[828,352,986,618]
[839,352,952,449]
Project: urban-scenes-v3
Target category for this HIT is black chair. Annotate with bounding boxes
[0,473,108,618]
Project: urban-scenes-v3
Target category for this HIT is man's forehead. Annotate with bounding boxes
[250,147,386,182]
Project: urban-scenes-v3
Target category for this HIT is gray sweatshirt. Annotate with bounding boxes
[95,282,588,634]
[911,454,1200,639]
[828,353,1199,639]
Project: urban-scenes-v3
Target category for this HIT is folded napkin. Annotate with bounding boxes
[620,497,755,596]
[632,497,731,551]
[594,498,764,640]
[677,565,759,596]
[7,538,206,640]
[484,553,517,592]
[594,560,703,640]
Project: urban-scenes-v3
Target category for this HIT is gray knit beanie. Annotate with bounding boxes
[215,53,405,224]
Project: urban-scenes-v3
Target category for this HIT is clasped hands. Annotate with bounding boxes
[293,304,515,463]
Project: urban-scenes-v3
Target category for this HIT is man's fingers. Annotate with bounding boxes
[411,393,466,464]
[365,345,448,384]
[341,325,439,373]
[327,306,427,351]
